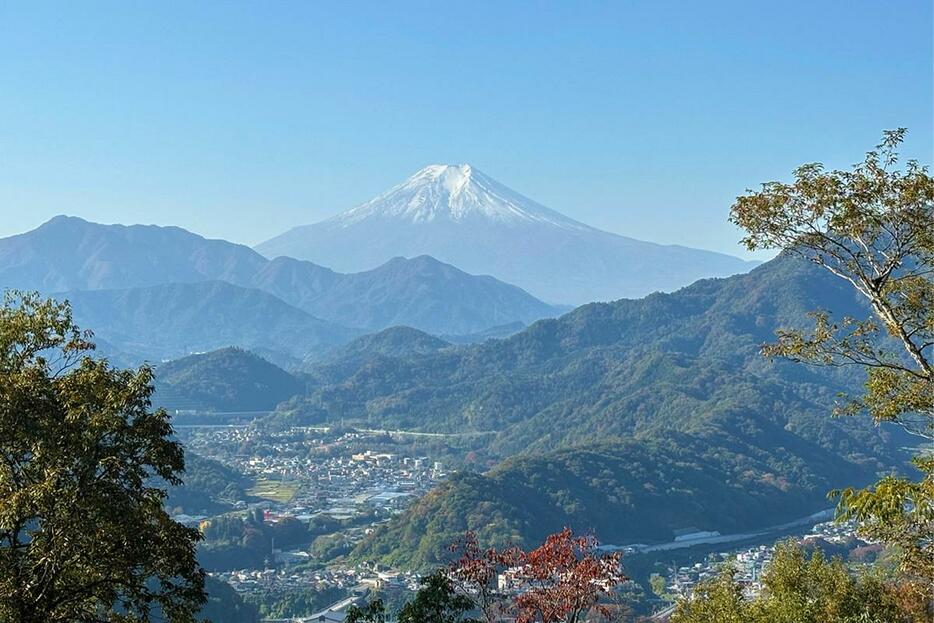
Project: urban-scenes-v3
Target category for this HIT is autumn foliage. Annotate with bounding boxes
[447,529,626,623]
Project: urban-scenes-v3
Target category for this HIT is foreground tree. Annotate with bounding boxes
[345,598,387,623]
[397,570,478,623]
[447,532,522,623]
[730,129,934,578]
[672,541,926,623]
[668,567,748,623]
[0,293,206,622]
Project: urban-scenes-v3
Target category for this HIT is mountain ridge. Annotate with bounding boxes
[1,215,562,338]
[264,254,882,453]
[60,280,360,362]
[261,254,901,566]
[328,164,592,229]
[250,253,559,335]
[0,215,265,292]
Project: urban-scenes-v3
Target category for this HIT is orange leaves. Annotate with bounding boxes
[448,529,626,623]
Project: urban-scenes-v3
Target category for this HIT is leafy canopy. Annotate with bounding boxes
[671,541,927,623]
[731,128,933,440]
[397,570,478,623]
[0,292,205,623]
[730,130,934,579]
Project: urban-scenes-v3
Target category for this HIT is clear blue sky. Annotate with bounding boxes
[1,1,931,259]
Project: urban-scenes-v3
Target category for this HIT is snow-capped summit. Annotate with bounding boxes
[331,163,588,230]
[256,165,758,304]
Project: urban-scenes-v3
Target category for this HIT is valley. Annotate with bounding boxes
[0,136,925,623]
[97,230,914,619]
[166,417,881,619]
[12,237,906,618]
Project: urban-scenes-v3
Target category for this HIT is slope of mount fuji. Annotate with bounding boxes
[325,164,587,228]
[256,164,758,304]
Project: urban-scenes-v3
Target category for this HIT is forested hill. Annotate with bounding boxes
[62,281,359,362]
[165,451,252,516]
[351,435,860,569]
[263,255,906,566]
[265,254,876,456]
[302,326,454,386]
[325,326,451,360]
[153,348,305,412]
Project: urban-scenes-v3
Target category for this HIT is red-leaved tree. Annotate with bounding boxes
[512,529,625,623]
[448,532,523,623]
[448,529,626,623]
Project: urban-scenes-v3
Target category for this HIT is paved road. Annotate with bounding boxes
[356,427,497,438]
[604,508,835,553]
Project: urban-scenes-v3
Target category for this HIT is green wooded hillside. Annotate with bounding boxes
[263,255,906,567]
[154,347,305,412]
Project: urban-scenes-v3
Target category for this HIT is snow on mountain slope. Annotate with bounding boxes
[256,165,759,304]
[332,164,589,229]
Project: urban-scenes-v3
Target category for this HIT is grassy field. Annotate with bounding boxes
[247,477,300,503]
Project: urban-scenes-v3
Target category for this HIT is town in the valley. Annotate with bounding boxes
[176,423,876,622]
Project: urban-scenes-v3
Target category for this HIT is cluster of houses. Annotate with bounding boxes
[180,425,447,524]
[212,563,422,597]
[660,519,866,600]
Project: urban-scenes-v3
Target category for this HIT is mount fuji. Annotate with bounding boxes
[255,164,759,304]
